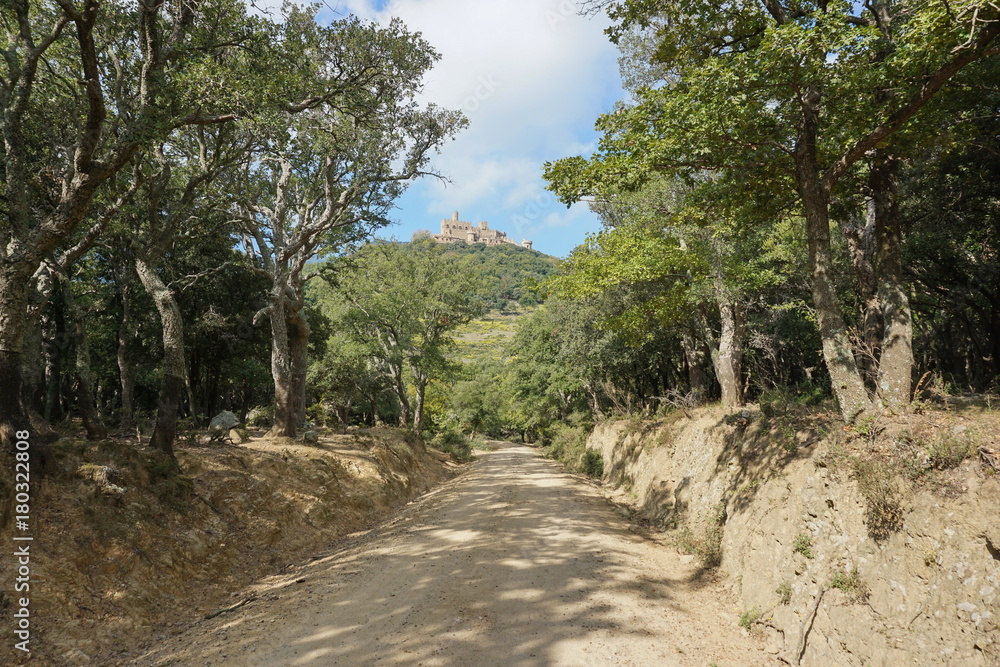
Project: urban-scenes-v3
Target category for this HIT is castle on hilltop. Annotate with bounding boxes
[431,212,532,250]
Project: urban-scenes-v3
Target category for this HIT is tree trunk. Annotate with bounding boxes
[22,282,48,417]
[869,151,913,409]
[681,327,709,401]
[267,293,296,438]
[287,305,310,430]
[841,205,882,385]
[412,372,428,431]
[116,277,135,431]
[391,362,411,428]
[0,268,32,452]
[61,277,107,440]
[717,300,746,409]
[135,258,186,457]
[796,87,874,422]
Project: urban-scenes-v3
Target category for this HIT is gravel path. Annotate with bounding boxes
[136,443,778,666]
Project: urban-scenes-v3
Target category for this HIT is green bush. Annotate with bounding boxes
[545,423,602,476]
[830,567,869,602]
[430,428,473,462]
[793,532,814,558]
[927,433,976,469]
[582,449,604,478]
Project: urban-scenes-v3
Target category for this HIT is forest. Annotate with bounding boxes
[1,0,998,483]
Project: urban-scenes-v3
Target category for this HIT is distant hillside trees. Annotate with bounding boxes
[311,240,488,430]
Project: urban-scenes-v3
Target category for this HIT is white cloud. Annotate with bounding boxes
[250,0,622,256]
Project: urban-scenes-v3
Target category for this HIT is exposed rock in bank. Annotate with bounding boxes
[587,406,1000,666]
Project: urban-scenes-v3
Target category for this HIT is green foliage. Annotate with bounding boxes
[830,567,869,602]
[927,434,977,470]
[435,242,560,309]
[793,533,814,559]
[430,428,473,462]
[543,423,597,474]
[674,504,726,568]
[738,605,762,630]
[582,450,605,478]
[312,240,489,428]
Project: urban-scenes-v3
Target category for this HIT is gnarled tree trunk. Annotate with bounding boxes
[135,258,186,457]
[267,288,297,438]
[287,304,310,430]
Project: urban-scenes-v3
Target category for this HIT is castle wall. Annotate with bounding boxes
[432,212,530,249]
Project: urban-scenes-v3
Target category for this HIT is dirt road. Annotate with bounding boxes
[136,444,777,666]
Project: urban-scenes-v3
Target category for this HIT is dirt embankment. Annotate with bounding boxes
[0,428,453,666]
[588,404,1000,666]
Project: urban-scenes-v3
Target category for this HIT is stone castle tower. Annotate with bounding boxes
[431,211,532,249]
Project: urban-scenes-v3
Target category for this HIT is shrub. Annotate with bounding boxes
[927,433,976,470]
[830,567,869,602]
[738,605,762,630]
[582,449,604,478]
[793,532,814,558]
[430,428,473,462]
[674,505,726,568]
[853,459,904,541]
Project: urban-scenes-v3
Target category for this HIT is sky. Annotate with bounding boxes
[254,0,625,258]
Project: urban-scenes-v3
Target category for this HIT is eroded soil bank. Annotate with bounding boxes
[588,404,1000,666]
[0,428,453,666]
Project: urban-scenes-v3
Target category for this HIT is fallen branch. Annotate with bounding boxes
[203,594,257,620]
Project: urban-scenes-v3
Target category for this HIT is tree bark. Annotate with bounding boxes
[115,270,135,431]
[267,291,297,438]
[717,300,746,409]
[796,87,874,422]
[412,371,428,431]
[135,258,186,457]
[287,304,310,430]
[681,327,709,401]
[0,267,32,452]
[391,361,411,428]
[869,151,913,409]
[841,204,882,385]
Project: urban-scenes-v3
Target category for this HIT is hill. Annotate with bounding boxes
[434,241,559,309]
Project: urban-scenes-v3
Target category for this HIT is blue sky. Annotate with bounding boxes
[257,0,625,258]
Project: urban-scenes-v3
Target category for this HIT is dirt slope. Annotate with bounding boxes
[0,428,451,666]
[136,443,776,666]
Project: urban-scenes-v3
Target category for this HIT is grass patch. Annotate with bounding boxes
[793,532,814,559]
[674,504,726,568]
[830,567,869,602]
[927,433,977,470]
[738,605,762,630]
